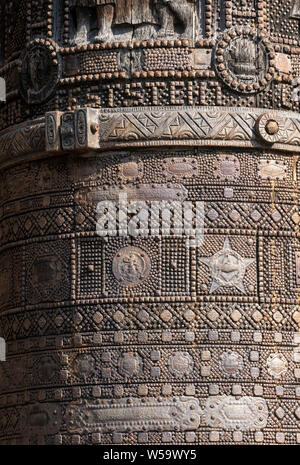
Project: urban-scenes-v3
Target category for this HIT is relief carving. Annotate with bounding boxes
[258,159,287,180]
[44,107,300,157]
[113,246,151,286]
[20,40,59,105]
[199,237,255,294]
[215,27,275,93]
[66,397,201,434]
[204,396,268,431]
[1,0,300,447]
[70,0,197,44]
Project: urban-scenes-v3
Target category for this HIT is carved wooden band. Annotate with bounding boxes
[1,108,300,171]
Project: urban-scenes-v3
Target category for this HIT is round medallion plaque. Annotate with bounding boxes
[256,113,285,143]
[112,246,151,286]
[215,27,275,94]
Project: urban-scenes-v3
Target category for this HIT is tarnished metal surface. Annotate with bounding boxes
[0,0,300,445]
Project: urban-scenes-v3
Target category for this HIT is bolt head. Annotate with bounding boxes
[265,120,279,135]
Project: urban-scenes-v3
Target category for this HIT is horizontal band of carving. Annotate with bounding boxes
[0,395,270,438]
[66,397,201,433]
[97,107,300,152]
[0,119,45,169]
[1,107,300,168]
[46,107,300,156]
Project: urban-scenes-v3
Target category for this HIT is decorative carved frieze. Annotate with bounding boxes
[45,107,300,155]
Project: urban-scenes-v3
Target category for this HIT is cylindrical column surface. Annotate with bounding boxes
[0,0,300,445]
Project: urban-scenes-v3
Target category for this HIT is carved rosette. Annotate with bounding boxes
[256,112,285,144]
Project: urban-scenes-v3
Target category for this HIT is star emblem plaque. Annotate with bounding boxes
[199,238,255,294]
